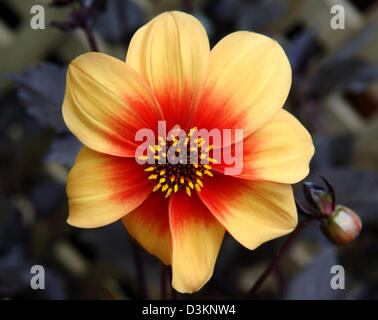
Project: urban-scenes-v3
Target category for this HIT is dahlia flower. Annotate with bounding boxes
[62,11,314,293]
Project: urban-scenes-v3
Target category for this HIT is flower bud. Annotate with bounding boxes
[320,205,362,246]
[303,182,334,216]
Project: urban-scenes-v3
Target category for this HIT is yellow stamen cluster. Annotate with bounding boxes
[141,127,215,198]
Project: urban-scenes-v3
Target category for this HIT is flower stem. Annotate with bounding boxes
[83,23,99,52]
[77,0,99,52]
[247,217,313,298]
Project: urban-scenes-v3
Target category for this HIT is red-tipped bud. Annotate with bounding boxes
[303,181,335,217]
[320,205,362,246]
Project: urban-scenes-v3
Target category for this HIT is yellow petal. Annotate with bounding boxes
[244,109,314,183]
[126,11,210,130]
[169,192,225,293]
[213,109,314,183]
[63,52,163,157]
[194,31,291,139]
[122,192,171,265]
[66,147,151,228]
[198,174,297,250]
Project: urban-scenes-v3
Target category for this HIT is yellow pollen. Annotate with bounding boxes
[162,184,169,192]
[153,184,161,192]
[188,127,197,137]
[204,164,212,170]
[160,170,166,176]
[170,175,176,182]
[188,180,194,189]
[165,188,173,198]
[193,164,199,168]
[195,171,203,177]
[186,187,191,197]
[144,167,155,172]
[196,179,203,187]
[158,137,166,146]
[180,176,185,184]
[159,177,166,184]
[204,170,213,177]
[174,184,179,193]
[208,157,217,164]
[195,184,201,192]
[148,174,158,180]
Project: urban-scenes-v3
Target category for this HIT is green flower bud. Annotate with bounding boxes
[320,205,362,246]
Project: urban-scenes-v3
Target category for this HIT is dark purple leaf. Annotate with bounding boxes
[94,0,143,43]
[45,134,82,167]
[325,21,378,64]
[0,198,26,248]
[4,63,68,133]
[28,179,66,217]
[310,58,378,97]
[286,29,316,73]
[235,1,287,31]
[0,246,30,296]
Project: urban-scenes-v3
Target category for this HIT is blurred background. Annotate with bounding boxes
[0,0,378,300]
